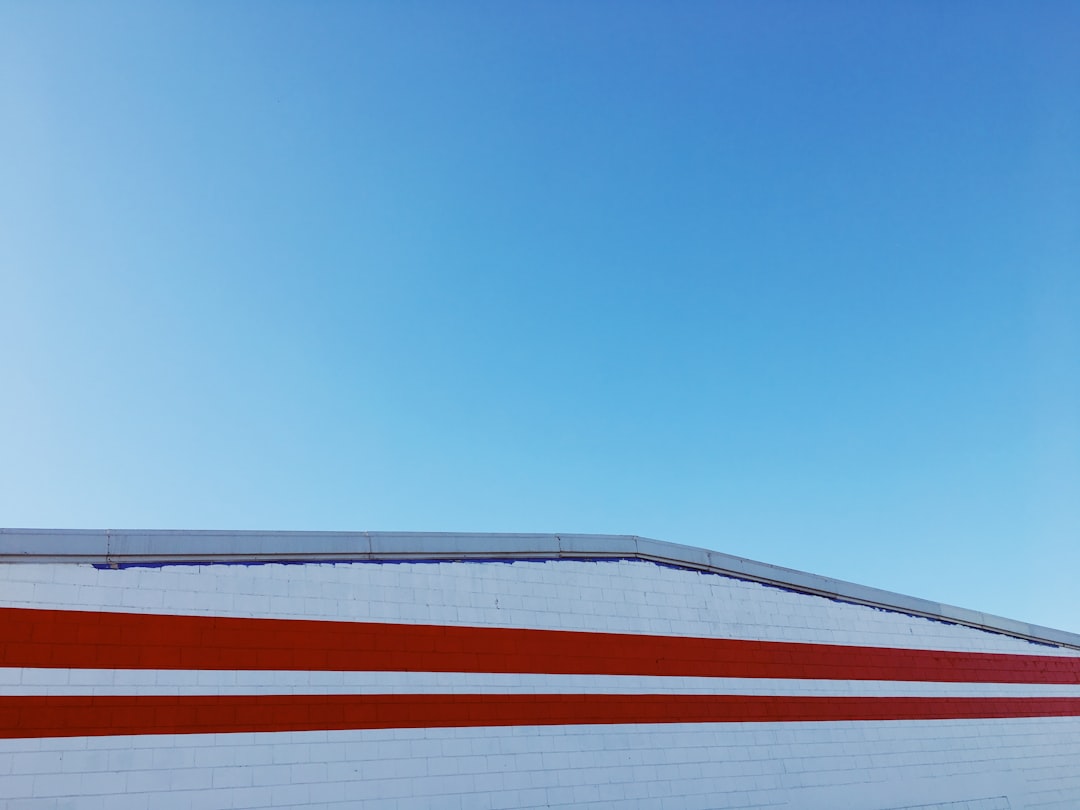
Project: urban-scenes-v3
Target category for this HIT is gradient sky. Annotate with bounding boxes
[2,2,1078,632]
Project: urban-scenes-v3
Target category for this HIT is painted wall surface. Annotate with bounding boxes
[1,557,1079,809]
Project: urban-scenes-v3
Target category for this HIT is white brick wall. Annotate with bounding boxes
[5,720,1071,809]
[1,559,1074,655]
[2,557,1079,808]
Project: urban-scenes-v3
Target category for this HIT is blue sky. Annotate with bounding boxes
[2,2,1078,631]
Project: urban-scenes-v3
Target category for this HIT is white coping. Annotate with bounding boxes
[2,528,1079,652]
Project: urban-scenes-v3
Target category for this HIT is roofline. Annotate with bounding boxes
[3,528,1078,652]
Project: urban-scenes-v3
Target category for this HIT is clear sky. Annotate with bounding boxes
[2,2,1078,632]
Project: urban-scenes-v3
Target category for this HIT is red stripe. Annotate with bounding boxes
[3,694,1080,739]
[3,607,1079,683]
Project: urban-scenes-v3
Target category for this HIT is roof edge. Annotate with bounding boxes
[2,528,1078,652]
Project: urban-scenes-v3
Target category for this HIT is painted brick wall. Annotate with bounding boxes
[1,558,1079,809]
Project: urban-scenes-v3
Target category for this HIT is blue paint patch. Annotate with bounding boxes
[92,556,645,571]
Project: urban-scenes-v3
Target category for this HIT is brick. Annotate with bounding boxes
[2,557,1080,809]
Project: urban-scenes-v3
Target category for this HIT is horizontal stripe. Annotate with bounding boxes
[3,607,1079,683]
[4,694,1080,739]
[8,669,1080,699]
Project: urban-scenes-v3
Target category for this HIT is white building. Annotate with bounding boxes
[2,529,1079,809]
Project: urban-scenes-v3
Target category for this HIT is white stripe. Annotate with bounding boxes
[4,668,1080,698]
